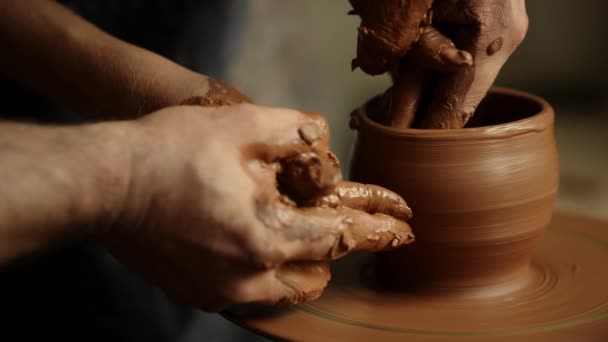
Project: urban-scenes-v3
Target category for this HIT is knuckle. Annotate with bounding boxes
[301,112,330,135]
[511,14,529,47]
[302,111,325,123]
[506,1,529,49]
[221,280,255,304]
[244,235,284,269]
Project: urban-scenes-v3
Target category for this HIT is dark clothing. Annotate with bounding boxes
[1,0,246,123]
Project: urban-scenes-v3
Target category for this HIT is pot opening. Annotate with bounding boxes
[465,91,545,128]
[365,89,545,129]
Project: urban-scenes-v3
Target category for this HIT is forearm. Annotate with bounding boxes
[0,0,206,118]
[0,119,131,264]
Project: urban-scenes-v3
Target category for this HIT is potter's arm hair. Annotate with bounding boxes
[0,120,130,264]
[0,0,204,119]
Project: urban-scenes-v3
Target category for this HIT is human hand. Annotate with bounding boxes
[350,0,528,128]
[100,104,413,311]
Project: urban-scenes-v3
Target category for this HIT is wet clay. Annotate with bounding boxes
[351,1,519,129]
[350,88,559,289]
[225,212,608,341]
[278,151,341,201]
[273,261,330,305]
[349,0,433,75]
[242,118,414,303]
[380,27,474,129]
[180,76,252,106]
[184,89,416,304]
[256,179,415,262]
[225,91,608,341]
[311,181,413,222]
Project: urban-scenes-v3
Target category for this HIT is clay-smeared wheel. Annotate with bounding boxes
[223,212,608,341]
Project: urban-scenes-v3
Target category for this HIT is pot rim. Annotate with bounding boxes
[354,87,554,140]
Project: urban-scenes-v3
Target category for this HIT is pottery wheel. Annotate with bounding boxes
[224,212,608,341]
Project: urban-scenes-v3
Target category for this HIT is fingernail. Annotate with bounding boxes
[395,204,413,221]
[391,232,415,248]
[457,51,473,65]
[298,123,322,145]
[391,236,402,248]
[328,230,355,259]
[326,151,340,168]
[441,48,473,66]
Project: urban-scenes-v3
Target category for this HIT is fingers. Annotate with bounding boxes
[223,261,330,307]
[386,60,427,128]
[387,28,471,129]
[417,2,527,128]
[310,181,412,221]
[255,202,414,264]
[292,206,414,260]
[413,1,528,128]
[273,261,330,305]
[410,27,473,72]
[338,210,414,254]
[240,107,341,200]
[238,106,330,153]
[246,110,331,161]
[243,108,342,200]
[297,112,332,150]
[414,18,479,129]
[418,66,476,129]
[349,0,434,75]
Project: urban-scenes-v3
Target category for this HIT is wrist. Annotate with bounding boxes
[0,120,135,262]
[65,121,136,236]
[95,114,178,237]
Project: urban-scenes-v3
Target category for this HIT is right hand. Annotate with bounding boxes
[100,104,413,311]
[350,0,529,128]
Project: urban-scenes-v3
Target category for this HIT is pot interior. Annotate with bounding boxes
[365,89,545,128]
[466,90,545,128]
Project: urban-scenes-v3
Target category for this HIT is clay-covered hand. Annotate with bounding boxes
[349,0,434,75]
[350,0,528,129]
[178,76,252,108]
[349,0,474,77]
[414,0,529,128]
[100,104,413,311]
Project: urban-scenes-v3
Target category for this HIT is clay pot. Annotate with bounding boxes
[350,88,559,296]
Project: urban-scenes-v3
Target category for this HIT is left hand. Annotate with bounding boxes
[99,105,413,311]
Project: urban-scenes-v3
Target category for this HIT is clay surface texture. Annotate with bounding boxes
[226,91,608,340]
[225,212,608,341]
